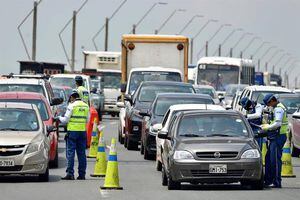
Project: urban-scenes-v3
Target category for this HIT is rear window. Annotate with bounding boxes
[0,84,45,97]
[138,85,194,102]
[0,99,49,120]
[177,114,248,138]
[0,108,39,131]
[254,91,291,104]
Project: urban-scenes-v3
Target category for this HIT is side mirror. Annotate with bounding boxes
[139,110,151,117]
[116,101,125,108]
[50,97,63,106]
[120,83,127,93]
[219,96,225,102]
[124,94,132,104]
[152,123,162,132]
[158,130,169,139]
[46,125,56,136]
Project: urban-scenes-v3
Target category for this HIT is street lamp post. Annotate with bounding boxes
[155,9,186,34]
[273,53,289,73]
[213,28,243,56]
[189,19,218,63]
[197,23,232,58]
[260,46,276,71]
[178,14,203,35]
[240,36,260,58]
[266,49,283,73]
[227,32,253,57]
[92,0,128,50]
[131,2,167,34]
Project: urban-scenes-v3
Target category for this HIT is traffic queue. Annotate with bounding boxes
[0,34,299,191]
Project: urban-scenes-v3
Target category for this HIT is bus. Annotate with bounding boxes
[192,57,255,92]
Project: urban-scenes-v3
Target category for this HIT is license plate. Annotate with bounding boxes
[209,164,227,174]
[0,160,15,167]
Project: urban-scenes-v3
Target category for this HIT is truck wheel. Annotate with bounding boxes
[127,137,138,150]
[38,166,49,182]
[291,141,300,157]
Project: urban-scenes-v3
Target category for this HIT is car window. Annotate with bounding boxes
[169,115,178,137]
[0,84,45,97]
[177,114,248,137]
[0,108,39,131]
[162,110,170,127]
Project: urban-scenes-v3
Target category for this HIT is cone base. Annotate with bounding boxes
[282,174,296,178]
[87,155,96,158]
[90,174,105,177]
[100,186,123,190]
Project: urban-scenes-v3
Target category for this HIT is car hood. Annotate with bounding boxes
[0,132,40,145]
[177,137,255,153]
[104,88,121,100]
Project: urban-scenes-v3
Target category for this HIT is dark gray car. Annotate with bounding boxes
[159,110,263,190]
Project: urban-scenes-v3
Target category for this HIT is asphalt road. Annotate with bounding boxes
[1,116,300,200]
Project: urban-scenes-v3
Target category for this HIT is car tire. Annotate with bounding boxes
[167,175,181,190]
[291,141,300,157]
[140,141,144,155]
[118,127,124,144]
[124,135,128,148]
[127,137,138,150]
[156,159,162,171]
[162,166,168,186]
[248,170,264,190]
[38,166,49,182]
[49,145,59,168]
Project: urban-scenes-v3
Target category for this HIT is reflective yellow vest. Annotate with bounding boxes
[67,100,89,131]
[77,85,89,105]
[270,102,288,135]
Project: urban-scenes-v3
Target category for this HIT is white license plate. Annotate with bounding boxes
[0,160,15,167]
[209,164,227,174]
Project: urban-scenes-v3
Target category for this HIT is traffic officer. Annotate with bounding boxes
[56,90,89,180]
[261,94,288,188]
[75,75,89,105]
[239,97,263,149]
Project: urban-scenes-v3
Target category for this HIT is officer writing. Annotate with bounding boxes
[239,97,263,149]
[55,90,89,180]
[75,75,90,105]
[261,94,288,188]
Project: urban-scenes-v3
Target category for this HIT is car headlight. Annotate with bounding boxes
[26,135,44,154]
[241,149,260,159]
[173,150,194,160]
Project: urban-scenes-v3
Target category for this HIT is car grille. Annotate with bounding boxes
[196,152,239,159]
[188,170,244,177]
[0,145,25,157]
[0,166,23,171]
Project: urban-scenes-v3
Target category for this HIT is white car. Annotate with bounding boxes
[153,104,224,171]
[0,102,51,181]
[232,85,291,112]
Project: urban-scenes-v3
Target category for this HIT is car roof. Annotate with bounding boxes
[169,104,224,112]
[0,102,36,109]
[130,67,182,74]
[277,93,300,98]
[0,78,43,85]
[0,92,47,101]
[156,93,211,99]
[181,109,239,116]
[141,81,192,87]
[193,85,215,89]
[51,74,90,79]
[243,85,291,92]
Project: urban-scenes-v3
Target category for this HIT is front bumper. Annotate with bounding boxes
[169,158,262,183]
[0,147,49,175]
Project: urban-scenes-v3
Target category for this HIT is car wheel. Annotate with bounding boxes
[161,166,167,186]
[247,170,264,190]
[291,141,300,157]
[167,175,181,190]
[156,159,162,171]
[127,137,138,150]
[140,141,144,155]
[38,166,49,182]
[49,145,59,168]
[124,135,128,148]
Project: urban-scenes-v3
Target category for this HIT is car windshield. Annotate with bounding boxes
[194,87,216,98]
[0,99,49,121]
[225,85,247,97]
[100,72,121,89]
[0,108,39,131]
[154,98,213,116]
[0,84,45,96]
[138,85,194,102]
[254,91,291,104]
[129,71,182,95]
[50,77,88,89]
[279,96,300,114]
[53,88,67,102]
[178,114,248,137]
[197,64,239,91]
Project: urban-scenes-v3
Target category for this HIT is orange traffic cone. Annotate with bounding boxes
[100,138,123,190]
[87,118,99,158]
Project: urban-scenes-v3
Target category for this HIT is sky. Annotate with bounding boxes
[0,0,299,81]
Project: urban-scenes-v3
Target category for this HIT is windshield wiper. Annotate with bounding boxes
[180,134,203,137]
[206,134,233,137]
